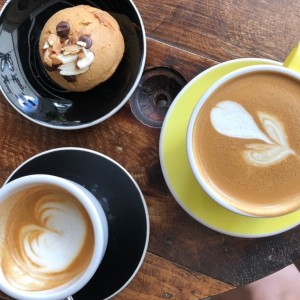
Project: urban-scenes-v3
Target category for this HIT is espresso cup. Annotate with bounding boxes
[0,174,108,300]
[187,64,300,217]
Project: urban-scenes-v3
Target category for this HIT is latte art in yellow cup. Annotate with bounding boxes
[187,65,300,217]
[0,175,108,300]
[210,99,296,168]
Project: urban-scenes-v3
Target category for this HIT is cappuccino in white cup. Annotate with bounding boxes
[0,174,108,300]
[187,65,300,217]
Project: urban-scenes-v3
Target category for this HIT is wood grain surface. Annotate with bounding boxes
[137,0,300,63]
[0,0,300,299]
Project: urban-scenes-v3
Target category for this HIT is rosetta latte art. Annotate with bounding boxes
[210,100,296,167]
[0,186,94,291]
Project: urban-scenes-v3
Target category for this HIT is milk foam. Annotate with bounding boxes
[210,100,295,167]
[23,200,87,272]
[0,185,94,291]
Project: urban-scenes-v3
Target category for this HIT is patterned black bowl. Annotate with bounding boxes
[0,0,146,129]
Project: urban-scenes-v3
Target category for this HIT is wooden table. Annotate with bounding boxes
[0,0,300,299]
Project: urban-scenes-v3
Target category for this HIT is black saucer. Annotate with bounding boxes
[6,148,150,299]
[0,0,145,129]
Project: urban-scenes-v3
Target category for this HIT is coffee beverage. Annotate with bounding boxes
[0,184,95,291]
[0,174,107,300]
[190,69,300,216]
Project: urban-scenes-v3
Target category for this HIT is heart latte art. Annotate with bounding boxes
[0,185,94,291]
[192,71,300,216]
[210,100,297,167]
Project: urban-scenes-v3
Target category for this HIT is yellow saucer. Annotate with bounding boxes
[159,58,300,238]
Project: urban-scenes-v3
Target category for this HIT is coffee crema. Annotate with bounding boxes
[0,184,95,291]
[192,71,300,216]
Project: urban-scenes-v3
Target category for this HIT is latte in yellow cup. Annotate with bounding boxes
[187,61,300,218]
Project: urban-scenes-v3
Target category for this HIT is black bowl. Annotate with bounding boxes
[0,0,146,129]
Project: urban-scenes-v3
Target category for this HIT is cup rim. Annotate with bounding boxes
[0,174,108,300]
[186,64,300,217]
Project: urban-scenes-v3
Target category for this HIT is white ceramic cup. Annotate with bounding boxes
[0,174,108,300]
[187,64,300,217]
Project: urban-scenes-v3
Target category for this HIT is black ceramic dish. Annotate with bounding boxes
[0,0,146,129]
[6,148,150,299]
